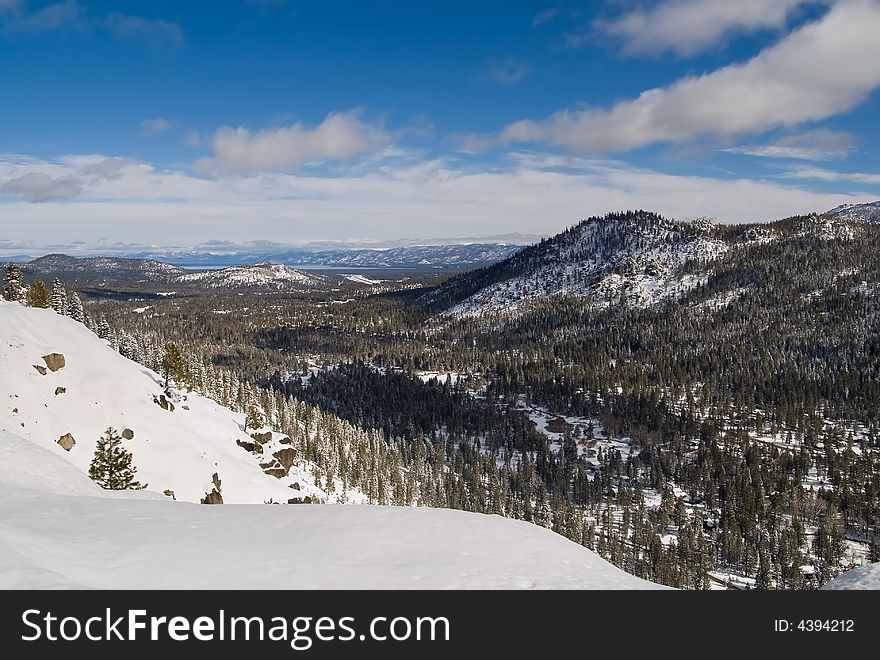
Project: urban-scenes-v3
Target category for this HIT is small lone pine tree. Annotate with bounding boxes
[244,404,264,432]
[50,277,68,314]
[88,427,143,490]
[161,342,191,390]
[2,263,25,301]
[26,279,50,308]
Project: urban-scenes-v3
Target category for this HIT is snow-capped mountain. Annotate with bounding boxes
[427,210,870,321]
[429,211,726,320]
[178,262,327,290]
[0,300,357,504]
[825,200,880,225]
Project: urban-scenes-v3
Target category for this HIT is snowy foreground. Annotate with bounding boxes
[0,430,662,589]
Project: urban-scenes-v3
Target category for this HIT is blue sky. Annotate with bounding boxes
[2,0,880,254]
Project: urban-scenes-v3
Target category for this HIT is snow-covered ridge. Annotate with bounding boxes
[179,262,327,290]
[825,200,880,225]
[0,300,358,504]
[434,212,727,321]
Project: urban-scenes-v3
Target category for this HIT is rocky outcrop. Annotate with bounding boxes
[235,438,262,454]
[163,489,176,500]
[41,353,65,372]
[250,431,272,444]
[273,448,297,474]
[259,459,286,479]
[121,428,134,440]
[33,365,47,375]
[287,496,313,504]
[57,433,75,451]
[152,394,175,412]
[200,472,223,504]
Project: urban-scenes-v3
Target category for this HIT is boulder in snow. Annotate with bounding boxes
[33,365,47,375]
[57,433,75,451]
[121,428,134,440]
[41,353,65,372]
[54,387,66,396]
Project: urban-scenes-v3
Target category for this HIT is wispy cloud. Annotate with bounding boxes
[483,56,531,85]
[598,0,823,58]
[778,166,880,184]
[461,2,880,154]
[140,117,173,137]
[0,1,183,48]
[105,13,183,49]
[0,172,82,202]
[723,128,855,160]
[532,8,559,26]
[196,111,392,176]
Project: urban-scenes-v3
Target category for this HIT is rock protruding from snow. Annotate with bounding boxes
[41,353,65,372]
[57,433,75,451]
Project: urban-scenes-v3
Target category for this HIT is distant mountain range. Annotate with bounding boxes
[127,243,524,269]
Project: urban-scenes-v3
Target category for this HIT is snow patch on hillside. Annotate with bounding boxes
[180,263,326,290]
[0,301,362,504]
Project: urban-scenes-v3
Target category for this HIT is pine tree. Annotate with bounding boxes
[50,277,68,314]
[244,404,264,432]
[68,292,85,323]
[160,342,191,390]
[26,279,50,308]
[96,317,112,340]
[88,427,143,490]
[2,263,25,301]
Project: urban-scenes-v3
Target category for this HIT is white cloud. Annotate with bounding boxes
[465,1,880,154]
[0,151,875,252]
[483,56,531,85]
[0,172,82,202]
[3,0,83,32]
[532,8,559,26]
[722,128,854,160]
[197,111,393,176]
[140,117,172,137]
[778,167,880,183]
[105,12,183,49]
[600,0,821,57]
[0,2,183,47]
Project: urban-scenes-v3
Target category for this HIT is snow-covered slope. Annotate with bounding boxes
[821,562,880,590]
[430,211,726,320]
[179,262,326,290]
[0,300,359,504]
[825,200,880,225]
[0,429,663,589]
